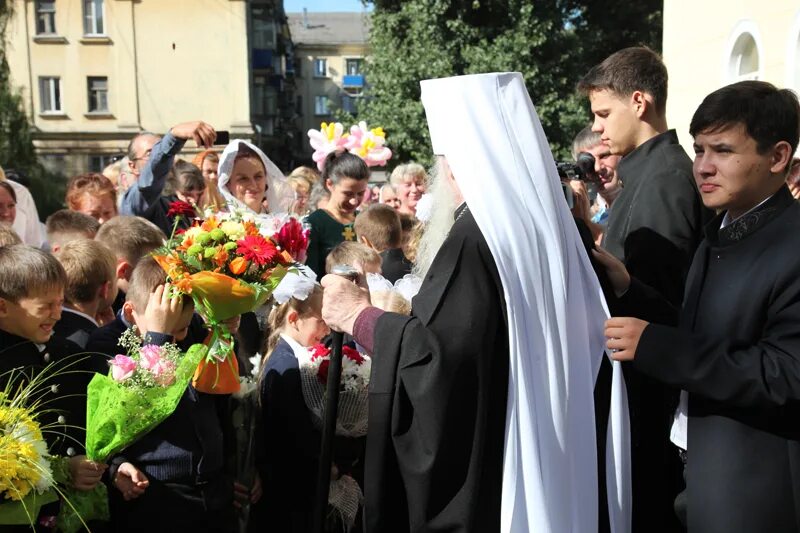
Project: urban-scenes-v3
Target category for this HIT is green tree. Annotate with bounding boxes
[358,0,661,165]
[0,2,65,219]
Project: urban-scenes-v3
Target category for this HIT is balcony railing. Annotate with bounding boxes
[342,75,365,88]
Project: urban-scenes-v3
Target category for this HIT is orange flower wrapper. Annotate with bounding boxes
[152,210,306,394]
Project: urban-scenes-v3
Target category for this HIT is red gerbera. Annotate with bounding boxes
[167,200,196,219]
[235,235,278,266]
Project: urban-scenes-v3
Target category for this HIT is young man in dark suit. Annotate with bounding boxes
[604,80,800,533]
[578,46,711,531]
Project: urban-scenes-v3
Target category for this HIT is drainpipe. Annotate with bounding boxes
[131,0,141,129]
[23,1,35,122]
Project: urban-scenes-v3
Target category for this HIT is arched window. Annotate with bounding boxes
[724,21,763,83]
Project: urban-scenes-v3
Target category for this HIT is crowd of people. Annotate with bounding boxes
[2,44,800,533]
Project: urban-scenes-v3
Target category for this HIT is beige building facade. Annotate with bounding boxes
[6,0,261,177]
[288,11,369,158]
[663,1,800,156]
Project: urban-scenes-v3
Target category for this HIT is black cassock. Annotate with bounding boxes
[623,186,800,532]
[364,205,509,533]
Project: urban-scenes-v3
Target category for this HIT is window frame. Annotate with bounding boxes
[87,76,109,113]
[723,20,763,83]
[38,76,62,114]
[345,58,363,76]
[314,95,329,116]
[313,58,328,78]
[83,0,105,36]
[35,0,57,35]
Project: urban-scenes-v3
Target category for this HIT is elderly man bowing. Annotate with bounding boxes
[322,73,631,533]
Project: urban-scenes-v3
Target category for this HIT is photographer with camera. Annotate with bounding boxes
[578,47,710,532]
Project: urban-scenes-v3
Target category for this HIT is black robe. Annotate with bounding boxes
[364,205,509,532]
[603,129,711,531]
[624,186,800,532]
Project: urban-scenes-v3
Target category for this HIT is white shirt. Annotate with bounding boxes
[670,194,775,451]
[6,180,45,248]
[61,306,99,328]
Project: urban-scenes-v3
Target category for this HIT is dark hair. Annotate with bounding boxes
[690,81,800,156]
[354,204,402,251]
[322,151,370,188]
[0,244,66,302]
[166,160,206,195]
[577,46,668,115]
[0,181,17,202]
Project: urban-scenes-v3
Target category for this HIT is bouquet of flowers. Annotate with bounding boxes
[298,344,371,438]
[0,369,73,527]
[154,209,309,394]
[308,121,392,171]
[84,328,207,461]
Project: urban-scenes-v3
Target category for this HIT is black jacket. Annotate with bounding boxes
[54,308,97,349]
[379,247,412,284]
[627,186,800,532]
[0,328,89,457]
[365,205,508,532]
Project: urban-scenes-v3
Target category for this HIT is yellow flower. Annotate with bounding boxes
[220,221,246,241]
[0,405,53,501]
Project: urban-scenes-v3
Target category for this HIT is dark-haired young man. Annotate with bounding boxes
[605,81,800,532]
[578,46,710,531]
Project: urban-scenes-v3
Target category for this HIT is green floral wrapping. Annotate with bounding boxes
[55,485,109,533]
[84,343,208,462]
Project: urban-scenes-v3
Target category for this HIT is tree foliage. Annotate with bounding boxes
[359,0,662,165]
[0,2,64,218]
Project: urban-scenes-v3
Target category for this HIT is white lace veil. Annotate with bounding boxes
[217,139,293,214]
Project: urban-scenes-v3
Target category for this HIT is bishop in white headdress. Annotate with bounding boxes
[321,72,630,533]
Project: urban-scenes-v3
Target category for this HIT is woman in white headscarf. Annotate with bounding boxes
[216,140,293,215]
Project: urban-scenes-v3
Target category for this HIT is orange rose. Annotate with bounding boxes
[229,256,248,275]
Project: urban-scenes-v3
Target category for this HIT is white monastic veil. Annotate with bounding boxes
[217,139,294,214]
[421,73,631,533]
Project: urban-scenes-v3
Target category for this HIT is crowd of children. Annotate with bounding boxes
[0,125,424,532]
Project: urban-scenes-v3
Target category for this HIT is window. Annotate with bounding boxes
[88,155,113,173]
[345,58,363,76]
[39,77,61,113]
[725,21,762,82]
[314,96,329,116]
[87,77,109,113]
[341,94,357,115]
[296,95,303,115]
[252,6,276,49]
[314,58,327,77]
[83,0,105,35]
[35,1,56,35]
[253,76,278,116]
[730,33,759,80]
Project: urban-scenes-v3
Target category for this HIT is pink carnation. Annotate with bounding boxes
[110,354,137,382]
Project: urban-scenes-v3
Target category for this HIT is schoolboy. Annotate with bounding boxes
[354,204,412,283]
[0,245,106,507]
[45,209,101,253]
[94,216,165,314]
[54,239,118,350]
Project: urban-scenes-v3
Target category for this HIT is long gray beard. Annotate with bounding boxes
[412,160,456,279]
